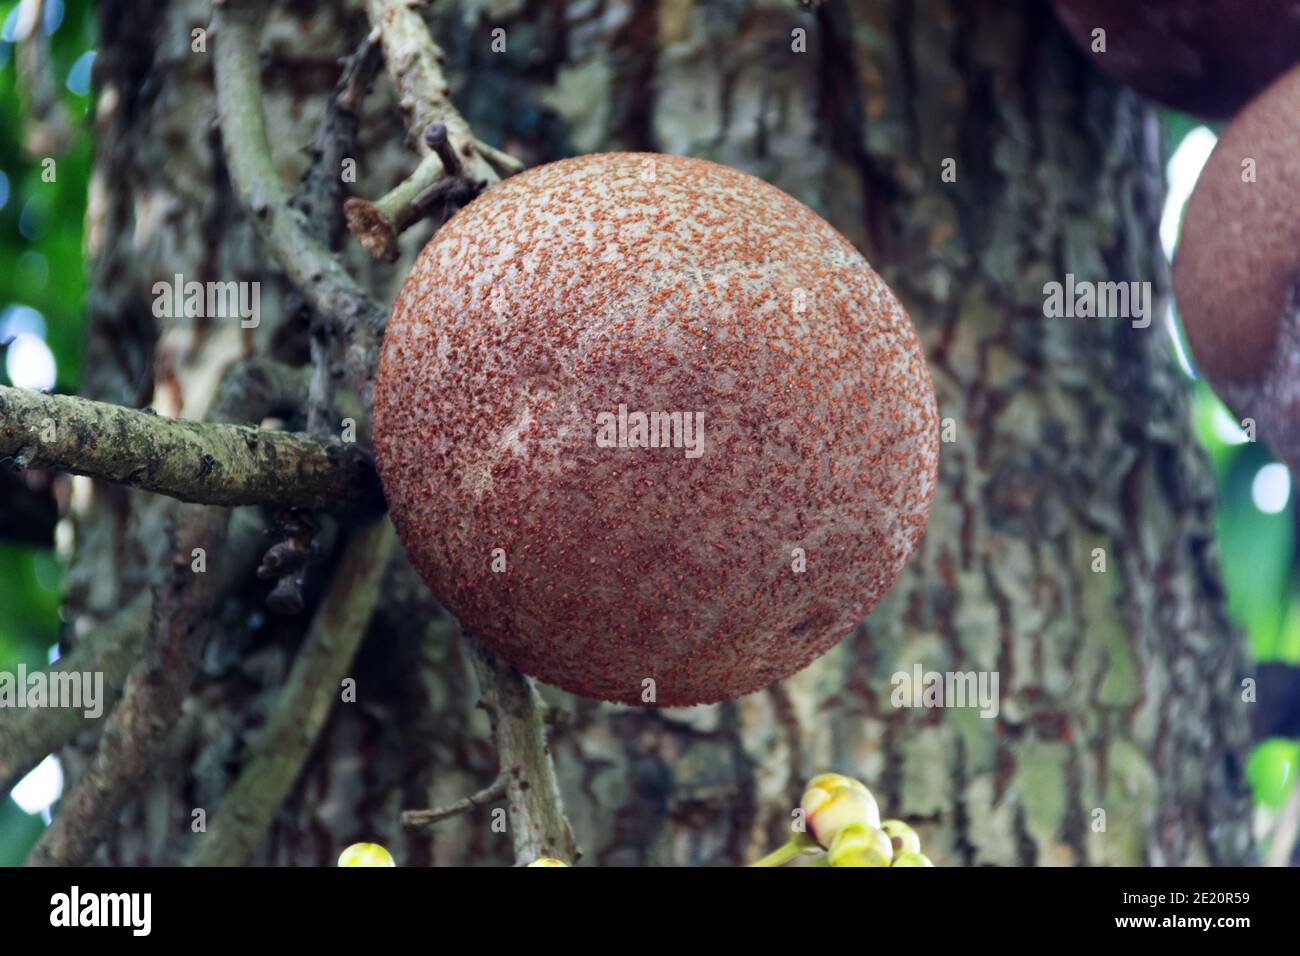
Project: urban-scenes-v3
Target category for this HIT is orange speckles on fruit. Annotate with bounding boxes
[372,152,938,706]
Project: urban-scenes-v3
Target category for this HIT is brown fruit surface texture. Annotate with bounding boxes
[373,153,939,706]
[1052,0,1300,118]
[1174,65,1300,386]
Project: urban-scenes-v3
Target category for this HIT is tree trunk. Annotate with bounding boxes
[63,0,1252,866]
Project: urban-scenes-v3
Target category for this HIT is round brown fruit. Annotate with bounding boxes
[1173,64,1300,472]
[1051,0,1300,119]
[373,152,938,706]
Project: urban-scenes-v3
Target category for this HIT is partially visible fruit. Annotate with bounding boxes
[1051,0,1300,118]
[1173,63,1300,473]
[526,857,569,867]
[891,852,935,868]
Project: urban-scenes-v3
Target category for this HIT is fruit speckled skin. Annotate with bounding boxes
[1174,65,1300,473]
[373,153,938,706]
[1052,0,1300,119]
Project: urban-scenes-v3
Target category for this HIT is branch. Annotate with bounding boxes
[27,502,231,866]
[344,0,519,259]
[0,591,149,795]
[295,27,383,252]
[474,137,524,176]
[185,516,397,866]
[26,359,314,867]
[343,152,442,262]
[469,640,579,865]
[362,0,498,184]
[0,385,380,511]
[401,774,506,831]
[0,504,271,794]
[212,0,388,369]
[264,33,386,609]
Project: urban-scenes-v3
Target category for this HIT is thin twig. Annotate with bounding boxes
[185,516,397,866]
[344,152,443,262]
[0,385,380,511]
[295,25,384,430]
[401,774,507,830]
[341,124,489,262]
[275,32,386,609]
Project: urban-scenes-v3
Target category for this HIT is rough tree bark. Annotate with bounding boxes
[31,0,1251,865]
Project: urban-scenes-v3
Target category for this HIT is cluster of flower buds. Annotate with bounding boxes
[752,772,935,867]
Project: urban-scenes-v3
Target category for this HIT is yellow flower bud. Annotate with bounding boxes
[337,842,396,867]
[827,823,893,867]
[805,773,870,795]
[890,851,935,867]
[526,857,569,867]
[880,819,921,856]
[801,780,881,847]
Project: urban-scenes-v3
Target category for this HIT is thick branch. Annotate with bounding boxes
[185,516,396,866]
[401,774,506,831]
[0,385,379,511]
[469,641,579,865]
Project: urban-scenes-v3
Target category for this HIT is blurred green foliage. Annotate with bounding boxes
[0,0,94,864]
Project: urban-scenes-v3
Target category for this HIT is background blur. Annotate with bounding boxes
[0,0,1295,865]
